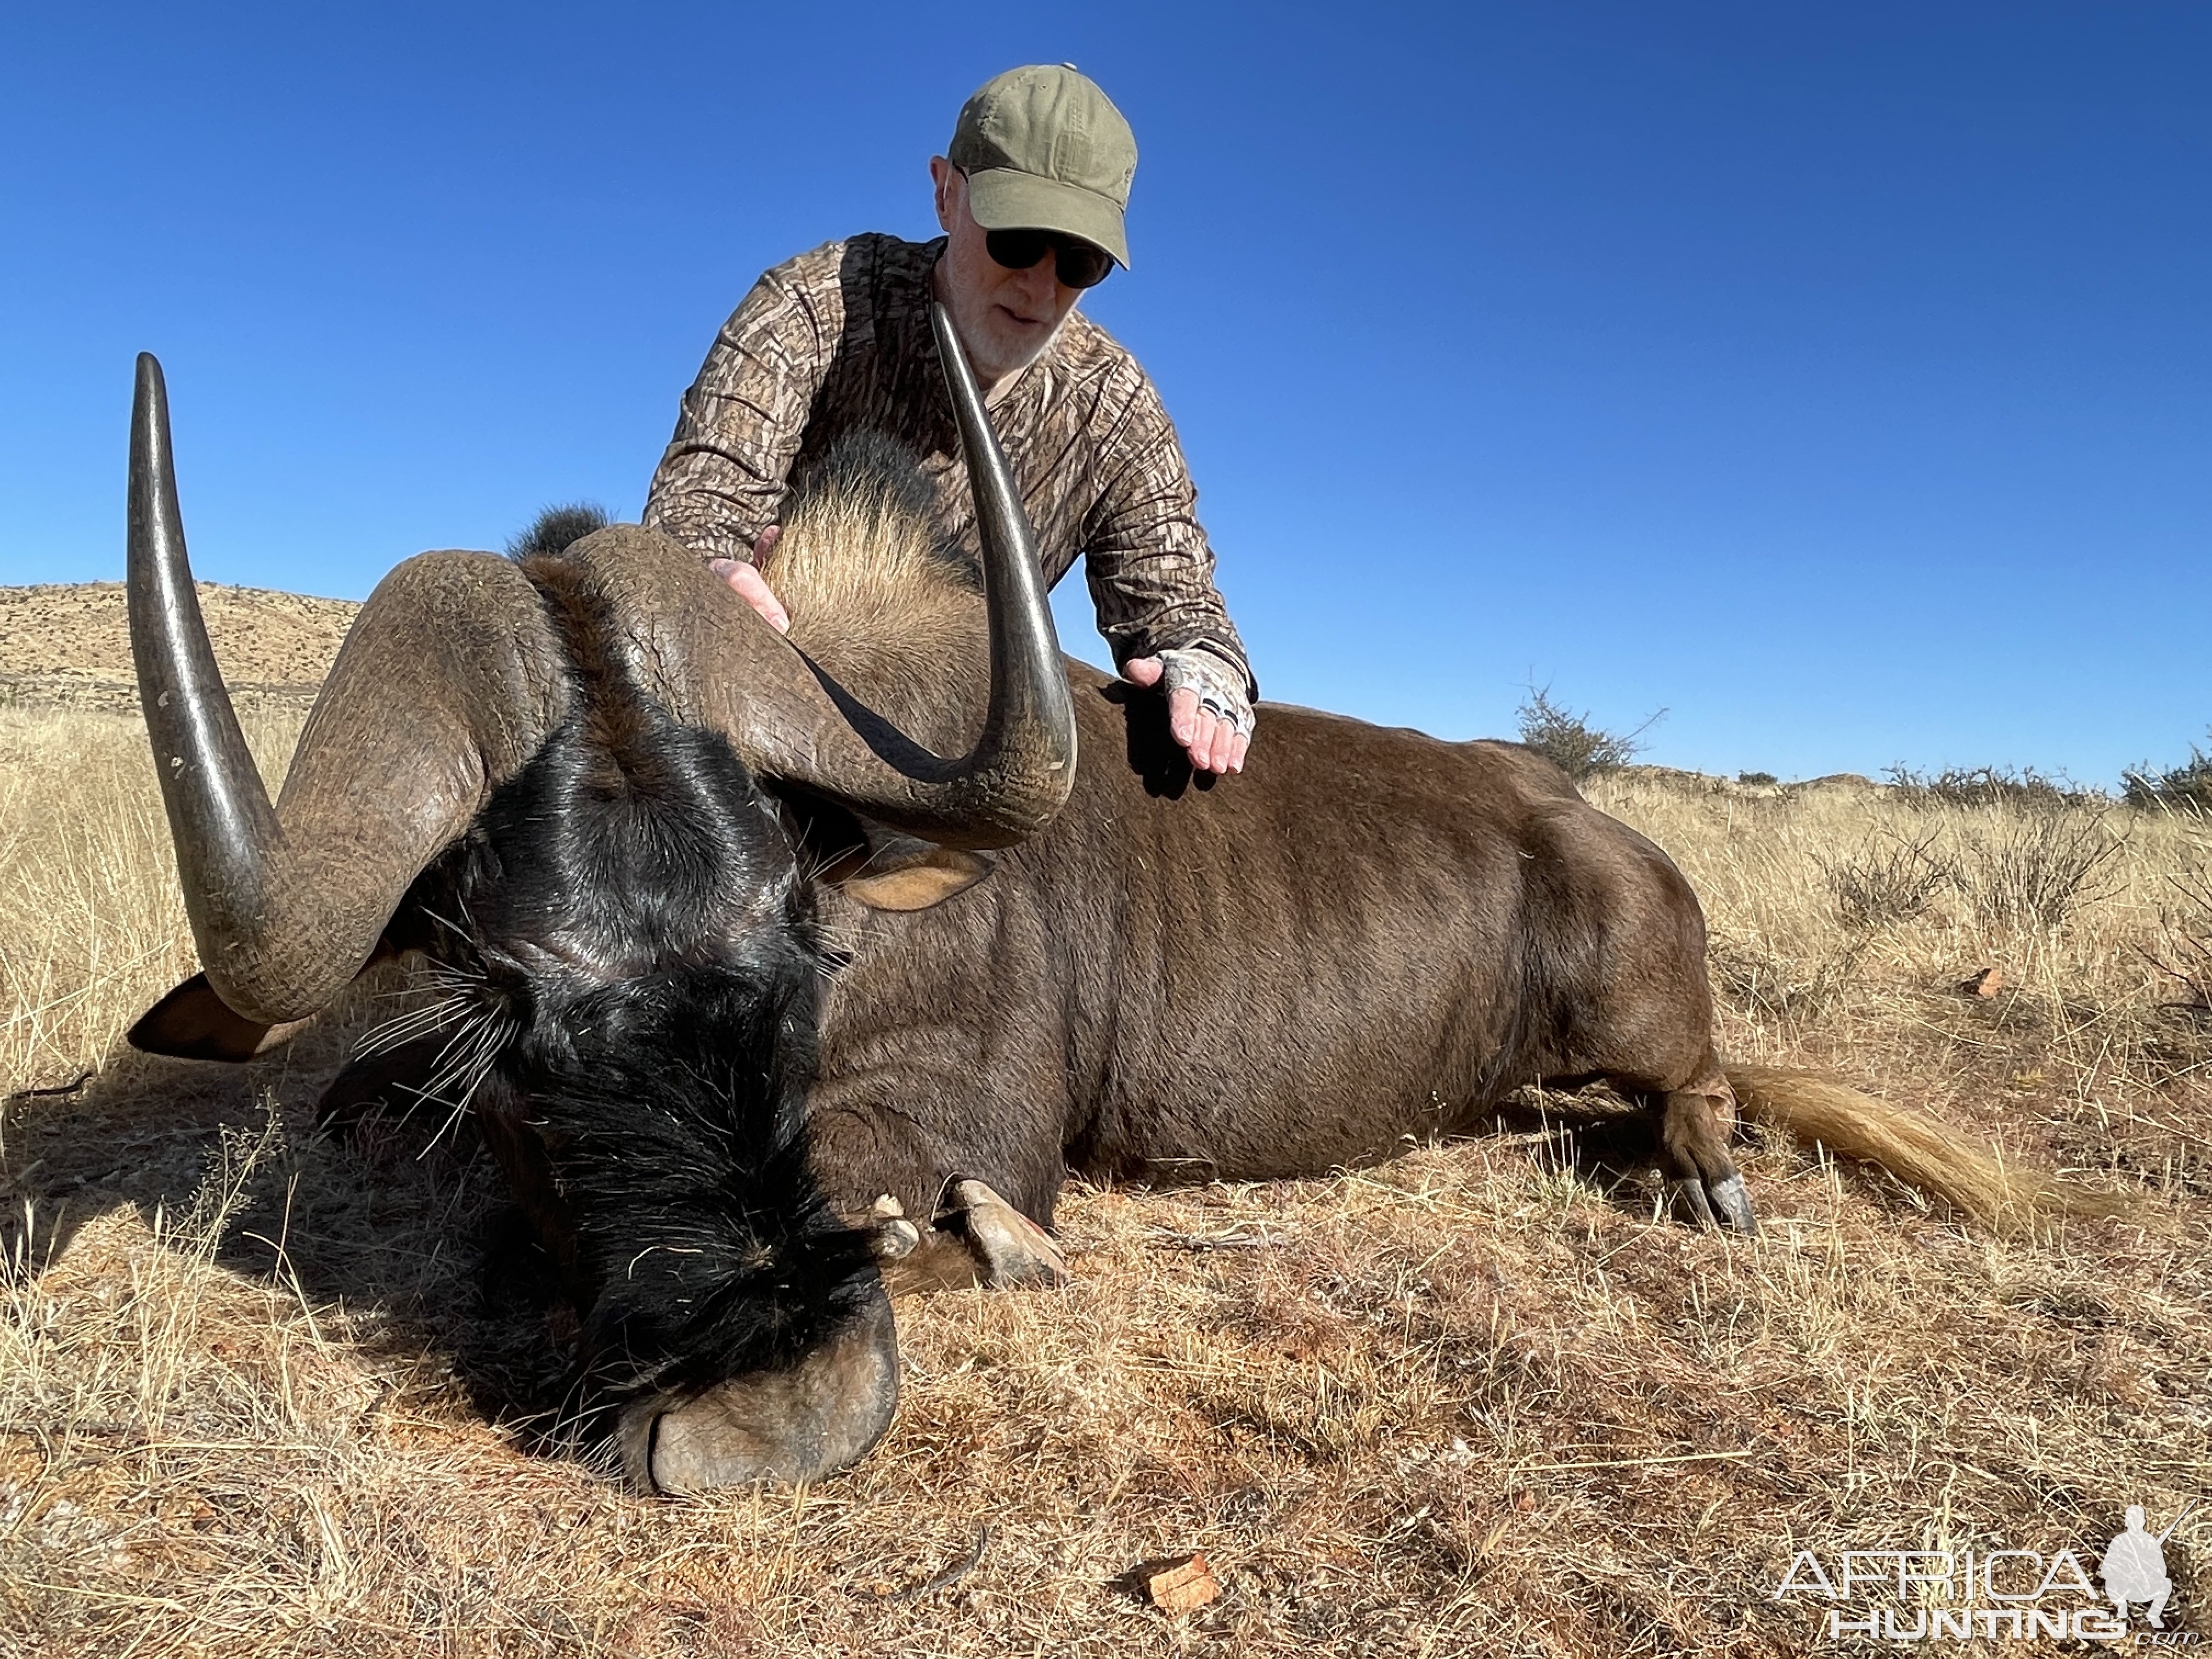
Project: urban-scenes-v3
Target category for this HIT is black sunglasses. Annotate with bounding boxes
[984,228,1115,290]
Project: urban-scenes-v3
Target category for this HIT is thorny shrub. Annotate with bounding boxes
[1958,812,2125,933]
[1818,830,1954,934]
[2148,864,2212,1013]
[1514,687,1661,783]
[2124,735,2212,815]
[1883,764,2100,811]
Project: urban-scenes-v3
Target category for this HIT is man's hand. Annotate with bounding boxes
[709,526,790,633]
[1123,650,1252,775]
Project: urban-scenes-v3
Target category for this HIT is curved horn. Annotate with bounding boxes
[129,354,566,1023]
[562,305,1078,849]
[128,353,283,954]
[732,303,1077,842]
[913,298,1077,828]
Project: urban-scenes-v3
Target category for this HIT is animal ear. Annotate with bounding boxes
[831,836,996,912]
[126,972,311,1062]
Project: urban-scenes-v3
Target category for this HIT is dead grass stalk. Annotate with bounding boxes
[0,713,2203,1655]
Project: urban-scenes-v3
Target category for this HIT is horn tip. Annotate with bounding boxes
[134,353,168,422]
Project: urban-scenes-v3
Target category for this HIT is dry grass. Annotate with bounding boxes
[2,710,2208,1656]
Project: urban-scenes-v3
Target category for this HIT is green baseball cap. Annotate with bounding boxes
[948,65,1136,269]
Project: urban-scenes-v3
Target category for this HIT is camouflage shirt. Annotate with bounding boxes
[642,233,1254,695]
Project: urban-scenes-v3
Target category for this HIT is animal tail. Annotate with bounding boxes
[1724,1063,2131,1231]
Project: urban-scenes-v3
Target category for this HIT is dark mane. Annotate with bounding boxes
[523,962,876,1404]
[507,503,612,560]
[396,537,876,1435]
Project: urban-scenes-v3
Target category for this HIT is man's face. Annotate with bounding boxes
[930,157,1091,384]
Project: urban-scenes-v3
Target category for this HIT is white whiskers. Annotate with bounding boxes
[346,943,514,1153]
[352,992,472,1060]
[410,1006,515,1155]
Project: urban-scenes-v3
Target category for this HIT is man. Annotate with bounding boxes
[643,64,1255,775]
[2101,1505,2176,1628]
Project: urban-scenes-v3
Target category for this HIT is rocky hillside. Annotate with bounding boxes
[0,582,359,712]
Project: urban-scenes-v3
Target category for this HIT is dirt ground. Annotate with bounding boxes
[0,584,2205,1656]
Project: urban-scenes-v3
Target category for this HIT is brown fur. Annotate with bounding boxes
[759,439,2121,1238]
[766,433,982,707]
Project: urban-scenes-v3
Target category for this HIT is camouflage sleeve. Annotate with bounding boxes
[642,252,840,565]
[1080,366,1257,699]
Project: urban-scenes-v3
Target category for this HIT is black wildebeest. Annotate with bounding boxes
[736,450,2114,1307]
[125,312,1079,1491]
[126,321,2111,1495]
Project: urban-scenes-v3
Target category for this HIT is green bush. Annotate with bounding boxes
[1514,687,1661,782]
[1883,764,2096,811]
[2123,735,2212,814]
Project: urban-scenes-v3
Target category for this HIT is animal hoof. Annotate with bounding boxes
[1668,1178,1719,1229]
[1708,1173,1759,1235]
[870,1217,922,1260]
[866,1194,921,1260]
[946,1178,1068,1288]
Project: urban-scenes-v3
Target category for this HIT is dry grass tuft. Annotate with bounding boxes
[1,707,2207,1655]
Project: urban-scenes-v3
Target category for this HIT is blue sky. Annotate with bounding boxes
[2,3,2205,785]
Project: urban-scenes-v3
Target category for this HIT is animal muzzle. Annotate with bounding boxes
[617,1289,901,1494]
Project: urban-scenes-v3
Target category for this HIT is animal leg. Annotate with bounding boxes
[1654,1072,1757,1234]
[862,1178,1068,1295]
[942,1177,1068,1287]
[805,1093,1069,1293]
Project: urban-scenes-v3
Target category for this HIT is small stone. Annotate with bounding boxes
[1958,967,2004,998]
[1144,1551,1221,1612]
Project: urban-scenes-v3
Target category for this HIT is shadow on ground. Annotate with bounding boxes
[1,968,1717,1459]
[0,966,576,1434]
